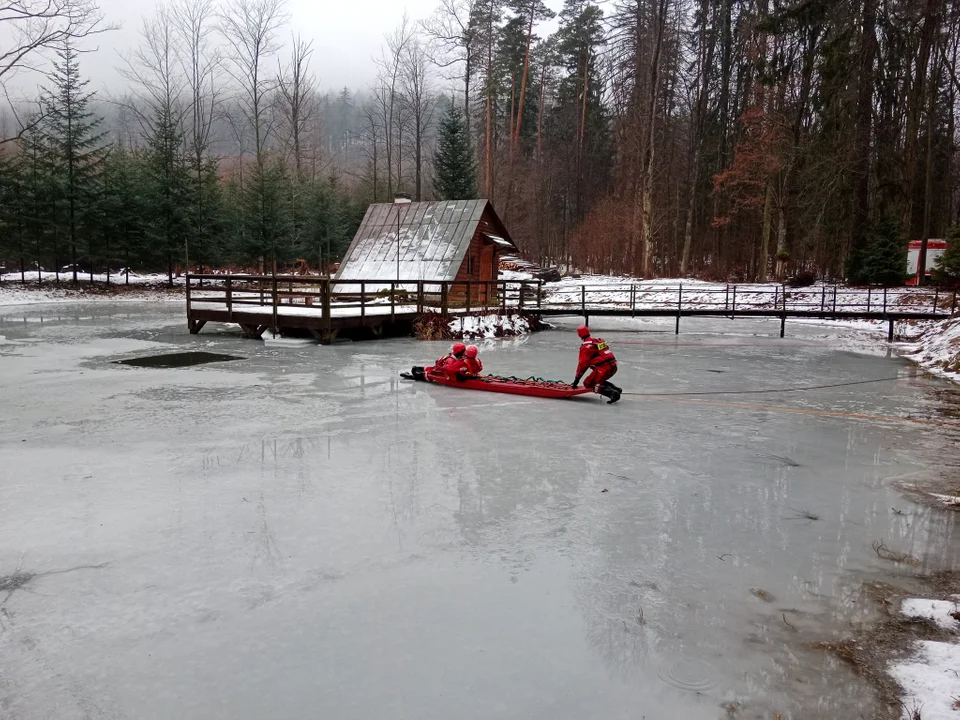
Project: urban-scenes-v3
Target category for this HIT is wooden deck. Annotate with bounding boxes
[185,274,957,344]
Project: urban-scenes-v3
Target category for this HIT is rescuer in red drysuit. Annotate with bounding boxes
[572,325,621,404]
[436,342,466,370]
[461,345,483,376]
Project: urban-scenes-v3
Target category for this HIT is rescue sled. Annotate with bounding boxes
[401,367,593,399]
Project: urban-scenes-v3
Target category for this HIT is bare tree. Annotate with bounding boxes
[219,0,288,168]
[117,5,186,133]
[373,14,413,197]
[219,0,289,269]
[421,0,476,134]
[277,34,317,178]
[1,0,113,142]
[400,37,435,201]
[172,0,221,274]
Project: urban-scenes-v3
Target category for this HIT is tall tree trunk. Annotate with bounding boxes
[640,0,668,277]
[918,51,941,283]
[759,180,773,282]
[511,5,536,164]
[851,0,877,253]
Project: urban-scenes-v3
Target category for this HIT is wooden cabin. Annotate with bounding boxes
[334,198,518,306]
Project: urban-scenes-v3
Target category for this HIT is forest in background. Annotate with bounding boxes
[0,0,959,284]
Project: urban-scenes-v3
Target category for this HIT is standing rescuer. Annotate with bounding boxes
[572,325,621,404]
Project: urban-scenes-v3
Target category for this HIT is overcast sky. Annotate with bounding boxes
[5,0,565,101]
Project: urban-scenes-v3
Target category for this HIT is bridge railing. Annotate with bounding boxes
[539,283,957,316]
[185,274,957,321]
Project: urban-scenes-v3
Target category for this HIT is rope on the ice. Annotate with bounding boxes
[621,375,905,397]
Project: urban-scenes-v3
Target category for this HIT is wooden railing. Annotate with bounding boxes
[185,274,545,321]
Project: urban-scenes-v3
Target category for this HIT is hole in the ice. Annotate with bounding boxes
[114,351,244,368]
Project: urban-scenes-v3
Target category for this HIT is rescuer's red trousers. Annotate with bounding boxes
[584,361,617,390]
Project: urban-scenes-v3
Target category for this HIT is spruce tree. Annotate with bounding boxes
[16,121,56,283]
[934,227,960,283]
[847,215,907,286]
[433,99,477,200]
[42,41,109,283]
[144,100,190,285]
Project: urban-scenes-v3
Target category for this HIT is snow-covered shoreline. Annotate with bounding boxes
[891,597,960,720]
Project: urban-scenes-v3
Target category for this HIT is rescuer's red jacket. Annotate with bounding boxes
[576,336,616,377]
[462,357,483,375]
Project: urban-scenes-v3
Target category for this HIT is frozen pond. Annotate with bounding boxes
[2,303,960,719]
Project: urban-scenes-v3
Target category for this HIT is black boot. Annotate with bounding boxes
[600,381,621,404]
[410,366,427,381]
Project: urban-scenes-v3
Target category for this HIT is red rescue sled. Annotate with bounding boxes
[405,368,593,399]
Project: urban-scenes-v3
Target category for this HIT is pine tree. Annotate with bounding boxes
[934,227,960,282]
[847,215,908,286]
[42,41,110,283]
[16,121,57,283]
[434,99,478,200]
[144,100,190,285]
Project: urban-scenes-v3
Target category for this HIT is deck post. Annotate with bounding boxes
[466,281,471,313]
[581,285,586,321]
[322,278,331,331]
[883,287,887,314]
[441,283,449,315]
[675,284,682,335]
[780,313,786,338]
[185,274,192,327]
[226,277,233,321]
[888,318,895,343]
[501,282,507,313]
[867,287,871,312]
[952,291,958,315]
[774,285,778,309]
[417,281,424,313]
[390,282,395,322]
[731,286,737,317]
[630,284,636,317]
[832,286,837,316]
[725,285,729,311]
[518,282,524,310]
[271,275,278,338]
[820,285,826,315]
[933,287,939,313]
[360,282,366,325]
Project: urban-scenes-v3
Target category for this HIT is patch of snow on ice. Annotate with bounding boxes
[901,598,960,630]
[927,493,960,508]
[889,639,960,720]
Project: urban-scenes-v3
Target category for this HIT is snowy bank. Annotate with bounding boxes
[900,317,960,383]
[890,597,960,720]
[0,272,185,307]
[449,312,544,340]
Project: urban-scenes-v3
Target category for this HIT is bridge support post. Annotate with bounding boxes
[887,318,895,343]
[675,283,682,335]
[780,314,785,338]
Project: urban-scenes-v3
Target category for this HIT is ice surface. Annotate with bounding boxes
[2,305,960,719]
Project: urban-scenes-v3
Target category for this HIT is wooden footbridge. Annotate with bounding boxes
[185,274,956,344]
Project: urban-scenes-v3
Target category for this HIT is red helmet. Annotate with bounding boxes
[577,325,590,338]
[452,342,466,355]
[465,345,479,358]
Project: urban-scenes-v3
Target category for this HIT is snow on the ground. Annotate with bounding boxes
[890,639,960,720]
[0,272,185,307]
[449,313,532,339]
[901,598,960,630]
[900,317,960,383]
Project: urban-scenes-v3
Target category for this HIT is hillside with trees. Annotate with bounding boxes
[1,0,959,284]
